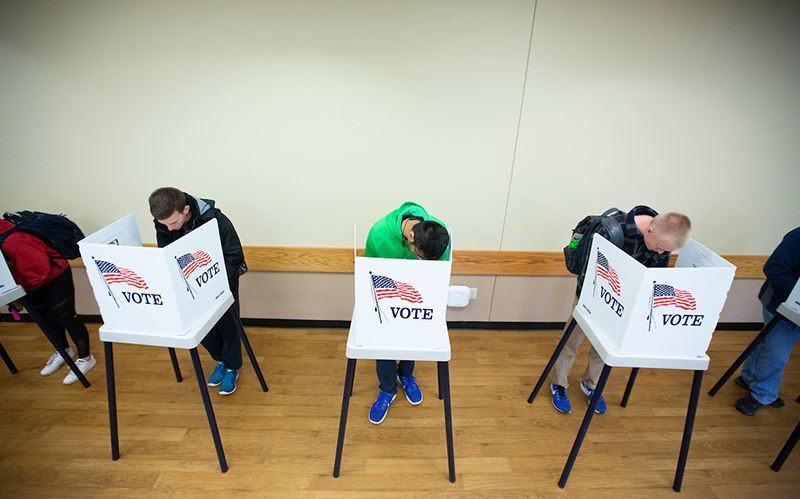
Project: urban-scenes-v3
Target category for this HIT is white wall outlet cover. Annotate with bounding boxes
[447,285,470,307]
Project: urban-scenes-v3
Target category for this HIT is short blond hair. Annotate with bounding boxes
[650,212,692,250]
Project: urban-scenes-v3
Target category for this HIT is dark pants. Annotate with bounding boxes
[24,266,90,359]
[376,360,414,395]
[200,275,242,371]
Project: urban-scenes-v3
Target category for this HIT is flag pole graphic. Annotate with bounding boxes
[93,257,120,308]
[369,272,387,324]
[176,256,196,299]
[647,281,656,331]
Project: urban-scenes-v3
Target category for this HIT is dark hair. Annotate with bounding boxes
[412,220,450,260]
[149,187,187,220]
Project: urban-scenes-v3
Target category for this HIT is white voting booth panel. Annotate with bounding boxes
[575,234,735,368]
[777,278,800,327]
[347,256,452,361]
[79,215,232,348]
[0,257,25,306]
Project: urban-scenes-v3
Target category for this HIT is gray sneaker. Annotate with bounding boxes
[40,347,75,376]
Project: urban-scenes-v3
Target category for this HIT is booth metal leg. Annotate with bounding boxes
[189,347,228,473]
[168,348,182,382]
[558,363,612,489]
[437,361,444,400]
[621,368,639,408]
[528,318,578,404]
[708,315,782,396]
[439,361,456,483]
[673,370,703,492]
[333,358,357,477]
[0,341,18,374]
[104,342,120,461]
[771,418,800,472]
[22,299,90,388]
[229,307,268,392]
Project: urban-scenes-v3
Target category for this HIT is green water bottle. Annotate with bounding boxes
[568,233,582,249]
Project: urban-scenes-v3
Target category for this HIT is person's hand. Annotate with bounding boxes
[5,258,16,271]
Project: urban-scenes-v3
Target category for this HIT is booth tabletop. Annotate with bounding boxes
[99,293,234,349]
[575,309,710,371]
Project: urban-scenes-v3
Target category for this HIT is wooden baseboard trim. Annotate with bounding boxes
[70,246,768,278]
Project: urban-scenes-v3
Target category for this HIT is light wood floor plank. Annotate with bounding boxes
[1,322,798,498]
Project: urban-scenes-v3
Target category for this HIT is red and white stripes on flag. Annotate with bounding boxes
[371,274,423,303]
[653,283,696,310]
[597,251,621,296]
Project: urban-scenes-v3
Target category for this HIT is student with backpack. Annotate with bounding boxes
[0,217,96,384]
[550,206,692,414]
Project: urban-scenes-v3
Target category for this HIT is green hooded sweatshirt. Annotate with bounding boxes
[364,202,449,260]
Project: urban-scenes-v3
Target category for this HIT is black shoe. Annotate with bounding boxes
[734,377,785,407]
[735,395,766,416]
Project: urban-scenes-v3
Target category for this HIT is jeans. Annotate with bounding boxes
[376,360,414,395]
[741,308,800,405]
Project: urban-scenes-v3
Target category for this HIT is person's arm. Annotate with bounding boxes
[215,212,245,278]
[763,229,800,297]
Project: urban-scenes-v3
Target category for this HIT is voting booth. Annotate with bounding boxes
[0,255,25,306]
[334,244,456,482]
[575,234,736,367]
[347,256,452,361]
[80,214,266,473]
[79,214,232,348]
[777,277,800,327]
[0,257,25,375]
[529,233,737,492]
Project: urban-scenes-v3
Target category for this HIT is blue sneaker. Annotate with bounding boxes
[580,381,607,414]
[219,369,238,395]
[208,362,226,387]
[397,375,423,405]
[369,390,397,424]
[551,384,571,413]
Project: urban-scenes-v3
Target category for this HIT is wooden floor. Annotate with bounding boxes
[0,322,798,498]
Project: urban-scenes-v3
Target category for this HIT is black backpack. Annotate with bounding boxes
[0,211,85,266]
[563,208,625,276]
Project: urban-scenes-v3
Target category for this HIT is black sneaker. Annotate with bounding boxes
[735,395,766,416]
[734,377,784,407]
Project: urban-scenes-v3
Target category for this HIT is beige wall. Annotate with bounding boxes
[3,1,798,324]
[1,0,799,255]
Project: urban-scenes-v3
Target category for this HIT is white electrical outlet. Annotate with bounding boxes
[470,288,477,299]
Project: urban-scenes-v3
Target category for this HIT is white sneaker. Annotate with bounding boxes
[63,354,97,385]
[40,347,75,376]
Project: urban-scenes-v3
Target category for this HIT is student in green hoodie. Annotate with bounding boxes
[364,202,450,424]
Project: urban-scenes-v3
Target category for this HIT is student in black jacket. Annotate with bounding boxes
[149,187,247,395]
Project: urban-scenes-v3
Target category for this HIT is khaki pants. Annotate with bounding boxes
[549,296,605,390]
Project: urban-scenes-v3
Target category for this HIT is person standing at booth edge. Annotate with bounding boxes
[734,226,800,416]
[0,219,96,384]
[364,201,450,424]
[149,188,247,395]
[551,206,692,415]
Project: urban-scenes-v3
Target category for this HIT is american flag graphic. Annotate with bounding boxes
[653,284,696,310]
[596,251,621,296]
[95,259,149,289]
[371,275,423,303]
[177,251,212,278]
